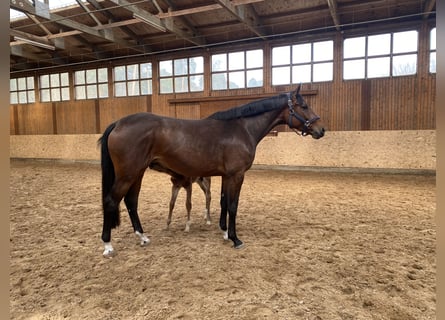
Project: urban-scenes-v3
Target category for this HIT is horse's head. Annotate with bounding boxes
[286,84,325,139]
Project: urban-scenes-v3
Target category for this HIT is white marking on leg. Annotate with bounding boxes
[204,209,211,225]
[222,230,229,241]
[103,242,115,258]
[184,220,191,232]
[135,231,150,246]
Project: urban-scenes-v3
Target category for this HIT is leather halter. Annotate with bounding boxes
[287,95,320,136]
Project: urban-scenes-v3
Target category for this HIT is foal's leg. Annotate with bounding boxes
[167,183,180,229]
[184,183,192,232]
[124,175,150,247]
[197,177,212,225]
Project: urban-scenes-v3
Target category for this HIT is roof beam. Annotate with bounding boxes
[215,0,266,39]
[326,0,341,31]
[110,0,206,47]
[10,0,138,49]
[423,0,435,19]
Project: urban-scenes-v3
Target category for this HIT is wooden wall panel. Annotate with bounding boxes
[15,103,54,135]
[55,100,97,134]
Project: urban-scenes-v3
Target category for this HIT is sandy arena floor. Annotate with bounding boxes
[10,160,436,320]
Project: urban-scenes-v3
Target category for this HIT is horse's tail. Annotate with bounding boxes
[98,122,120,228]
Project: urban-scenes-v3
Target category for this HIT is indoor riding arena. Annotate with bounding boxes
[10,1,436,320]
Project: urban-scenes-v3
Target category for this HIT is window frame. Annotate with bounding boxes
[39,72,70,102]
[211,49,264,91]
[113,62,153,97]
[10,76,35,104]
[159,56,204,94]
[74,67,109,100]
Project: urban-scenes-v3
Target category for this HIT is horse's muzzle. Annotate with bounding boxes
[311,127,325,139]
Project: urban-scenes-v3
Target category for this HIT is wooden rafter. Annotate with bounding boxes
[423,0,436,19]
[215,0,266,39]
[326,0,341,31]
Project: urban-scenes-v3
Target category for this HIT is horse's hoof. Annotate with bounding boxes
[233,241,244,249]
[206,220,211,225]
[140,239,150,247]
[103,249,116,258]
[222,231,229,241]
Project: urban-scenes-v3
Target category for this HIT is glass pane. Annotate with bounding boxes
[292,43,311,63]
[246,69,263,87]
[430,52,436,73]
[40,75,50,88]
[368,34,390,56]
[27,76,34,89]
[87,84,97,99]
[229,52,244,70]
[86,69,97,84]
[40,89,51,102]
[212,73,227,90]
[212,54,227,72]
[10,92,18,104]
[10,78,17,91]
[246,49,263,68]
[75,86,86,100]
[368,57,390,78]
[98,83,109,98]
[190,56,204,74]
[272,66,290,85]
[50,74,60,87]
[430,28,436,50]
[98,68,108,82]
[140,79,152,95]
[60,73,69,86]
[343,59,365,80]
[174,76,188,92]
[272,46,290,66]
[114,66,126,81]
[18,91,27,103]
[114,82,126,97]
[313,40,333,61]
[174,58,188,75]
[292,64,311,83]
[140,63,152,79]
[28,90,35,103]
[190,75,203,92]
[51,88,61,101]
[344,37,365,58]
[229,71,244,89]
[127,64,139,80]
[393,30,418,53]
[313,62,333,82]
[127,80,140,96]
[160,78,173,93]
[62,87,70,101]
[75,70,85,85]
[393,54,417,76]
[18,77,27,90]
[159,60,173,77]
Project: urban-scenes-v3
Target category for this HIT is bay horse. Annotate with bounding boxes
[98,85,325,257]
[167,176,211,232]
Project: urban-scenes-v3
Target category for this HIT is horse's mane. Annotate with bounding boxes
[208,94,288,120]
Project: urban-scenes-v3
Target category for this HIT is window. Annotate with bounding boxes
[430,27,436,73]
[39,72,70,102]
[272,40,333,85]
[343,30,418,80]
[10,76,35,104]
[159,57,204,93]
[74,68,108,100]
[211,49,263,90]
[113,63,152,97]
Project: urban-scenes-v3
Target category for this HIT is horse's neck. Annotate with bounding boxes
[244,108,286,145]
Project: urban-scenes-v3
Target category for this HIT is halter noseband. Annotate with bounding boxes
[287,95,320,136]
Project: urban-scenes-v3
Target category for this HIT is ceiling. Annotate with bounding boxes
[10,0,436,73]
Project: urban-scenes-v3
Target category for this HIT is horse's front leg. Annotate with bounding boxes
[197,177,212,225]
[223,174,245,249]
[219,181,228,241]
[124,176,150,247]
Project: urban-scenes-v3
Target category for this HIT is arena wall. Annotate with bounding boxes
[9,130,436,172]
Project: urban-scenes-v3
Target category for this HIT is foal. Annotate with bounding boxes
[167,176,211,232]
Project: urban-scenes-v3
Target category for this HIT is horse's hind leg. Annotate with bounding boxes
[167,183,180,229]
[197,177,211,225]
[219,181,229,241]
[124,175,150,247]
[184,183,192,232]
